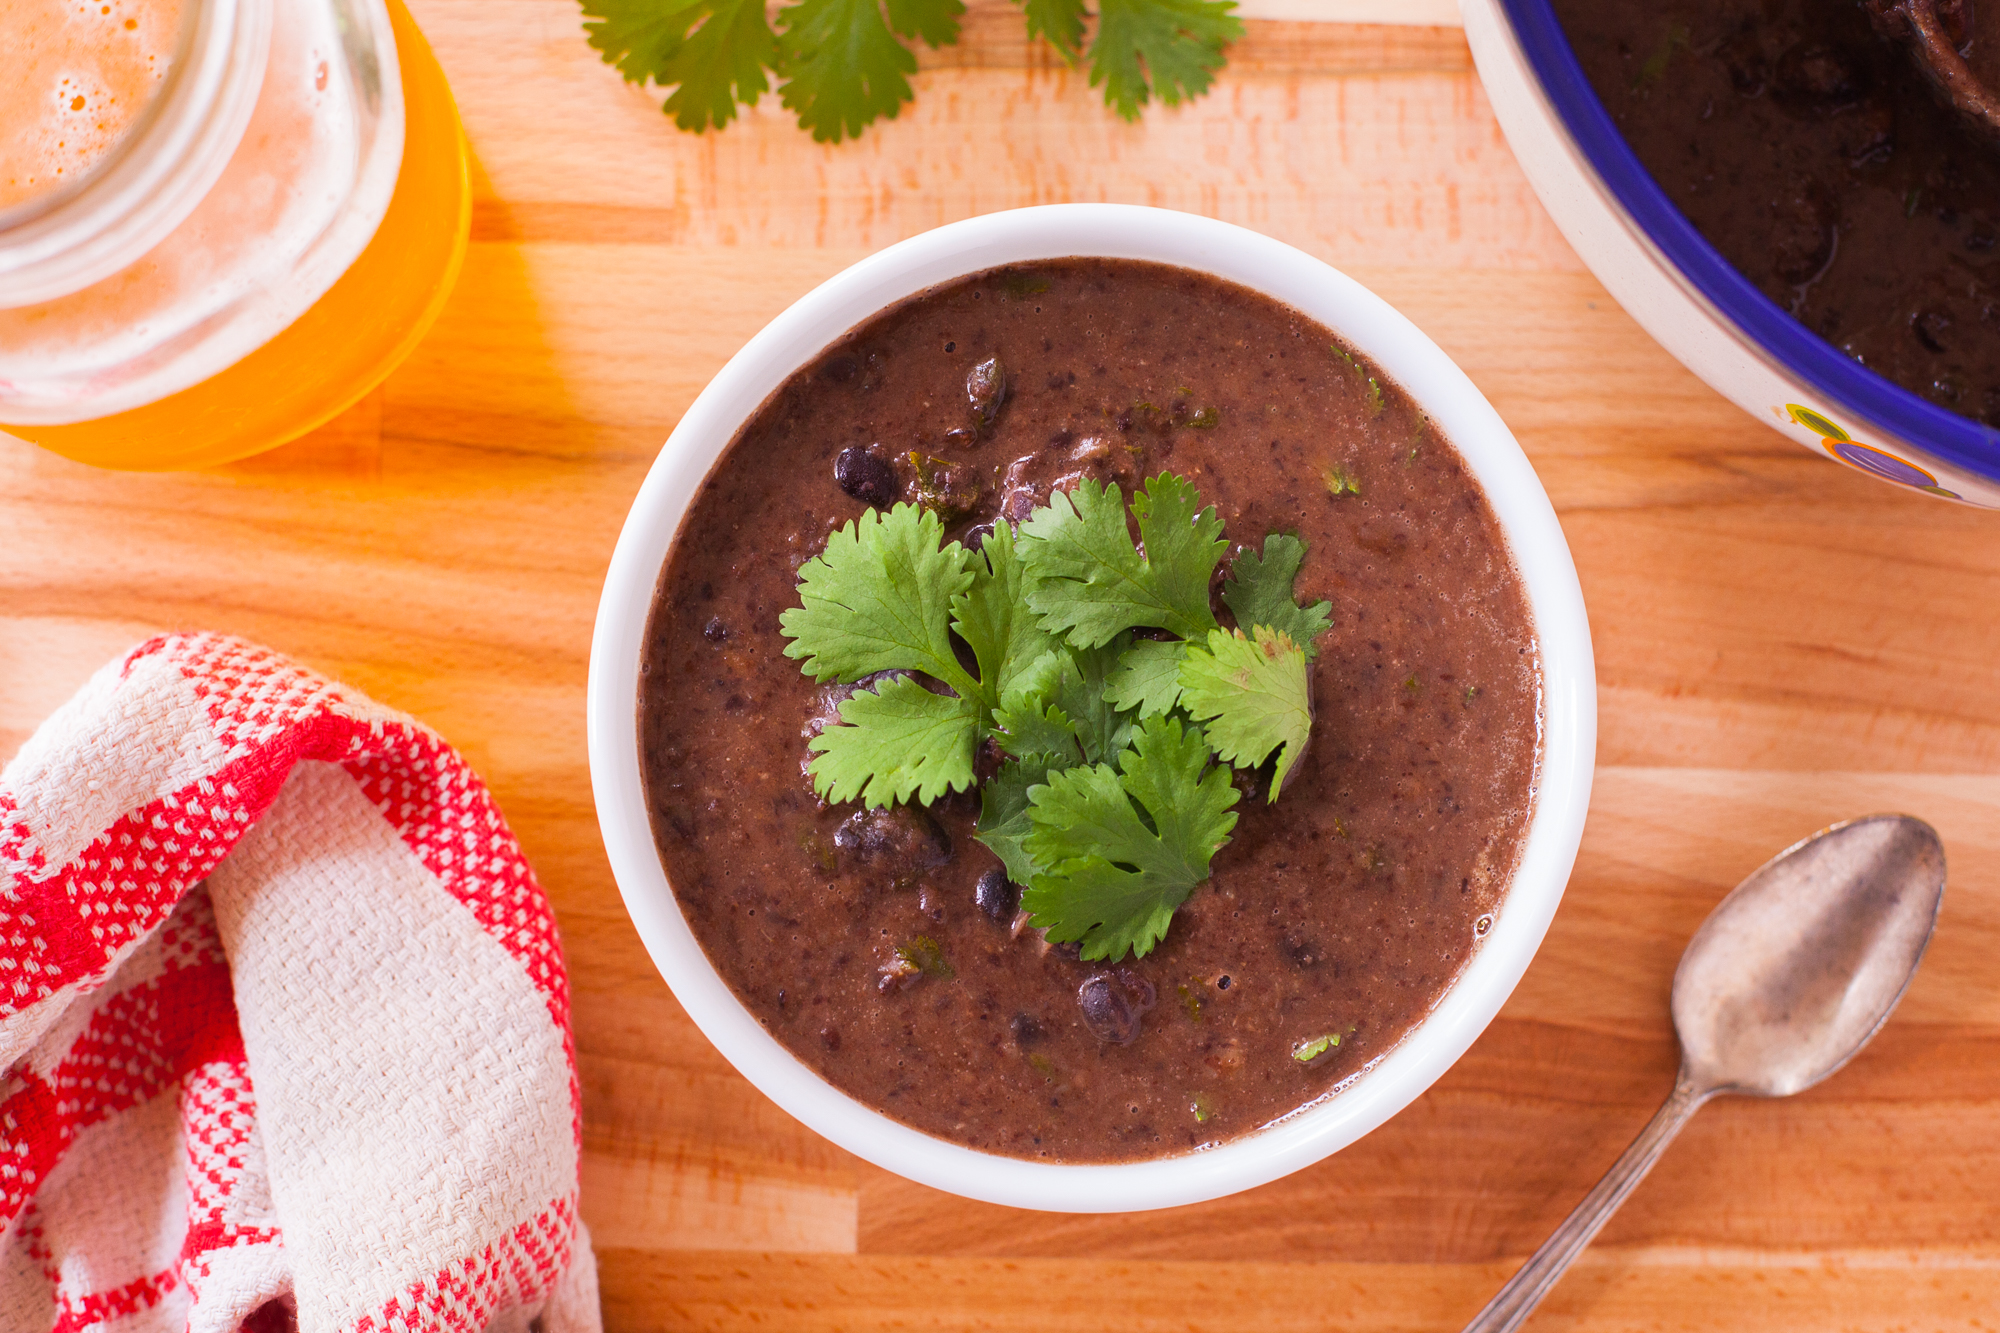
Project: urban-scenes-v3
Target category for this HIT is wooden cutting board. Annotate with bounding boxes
[5,2,1999,1327]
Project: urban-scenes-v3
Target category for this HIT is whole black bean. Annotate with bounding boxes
[702,617,729,642]
[963,522,996,551]
[834,805,952,887]
[974,867,1019,921]
[966,356,1007,429]
[1077,974,1142,1045]
[834,447,899,508]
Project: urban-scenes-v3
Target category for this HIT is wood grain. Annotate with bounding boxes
[3,2,1999,1329]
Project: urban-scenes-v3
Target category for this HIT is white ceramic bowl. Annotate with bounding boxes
[1461,0,2000,507]
[588,204,1597,1213]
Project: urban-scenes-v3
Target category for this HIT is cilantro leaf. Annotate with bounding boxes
[779,503,978,695]
[886,0,965,45]
[1221,534,1333,660]
[1017,0,1085,60]
[1178,625,1312,801]
[581,0,778,132]
[952,523,1060,712]
[992,699,1079,760]
[1048,635,1137,764]
[1019,715,1238,961]
[991,634,1133,765]
[776,0,963,142]
[1103,637,1189,717]
[1089,0,1242,121]
[976,756,1053,886]
[1019,475,1226,648]
[808,674,981,807]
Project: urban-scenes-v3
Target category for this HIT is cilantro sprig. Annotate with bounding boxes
[779,472,1330,961]
[581,0,1243,141]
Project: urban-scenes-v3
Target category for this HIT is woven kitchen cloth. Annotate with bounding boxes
[0,633,599,1332]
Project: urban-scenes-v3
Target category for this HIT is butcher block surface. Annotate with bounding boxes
[3,2,1998,1327]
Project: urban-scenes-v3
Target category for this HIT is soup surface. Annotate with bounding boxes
[1554,0,2000,428]
[639,259,1540,1162]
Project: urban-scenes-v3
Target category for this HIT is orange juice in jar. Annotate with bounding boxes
[0,0,469,469]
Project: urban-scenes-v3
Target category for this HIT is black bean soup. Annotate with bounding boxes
[639,259,1541,1163]
[1554,0,2000,426]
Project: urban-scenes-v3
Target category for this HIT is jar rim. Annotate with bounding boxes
[0,0,273,307]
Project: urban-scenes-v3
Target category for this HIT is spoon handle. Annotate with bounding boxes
[1460,1071,1713,1333]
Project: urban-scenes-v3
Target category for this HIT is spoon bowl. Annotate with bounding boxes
[1673,815,1947,1098]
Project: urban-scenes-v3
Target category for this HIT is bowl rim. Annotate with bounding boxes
[1492,0,2000,479]
[586,203,1597,1213]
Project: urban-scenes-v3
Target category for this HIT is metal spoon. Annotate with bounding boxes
[1462,814,1947,1333]
[1866,0,2000,143]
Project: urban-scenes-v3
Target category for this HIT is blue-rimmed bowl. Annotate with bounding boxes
[1462,0,2000,506]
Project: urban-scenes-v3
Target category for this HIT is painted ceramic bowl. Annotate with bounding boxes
[587,204,1596,1212]
[1462,0,2000,506]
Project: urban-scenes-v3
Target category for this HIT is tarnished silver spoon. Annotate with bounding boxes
[1866,0,2000,144]
[1462,814,1947,1333]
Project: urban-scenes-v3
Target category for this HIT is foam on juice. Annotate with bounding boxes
[0,0,184,210]
[0,0,405,421]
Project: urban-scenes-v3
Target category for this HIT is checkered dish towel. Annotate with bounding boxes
[0,635,599,1332]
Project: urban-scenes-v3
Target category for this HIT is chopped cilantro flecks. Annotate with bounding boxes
[1292,1033,1340,1063]
[1323,462,1361,498]
[781,470,1334,960]
[896,934,955,978]
[585,0,1239,140]
[1330,345,1384,416]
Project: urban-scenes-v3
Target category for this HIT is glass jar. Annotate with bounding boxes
[0,0,469,469]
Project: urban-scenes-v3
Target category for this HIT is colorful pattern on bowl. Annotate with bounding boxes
[1786,405,1962,500]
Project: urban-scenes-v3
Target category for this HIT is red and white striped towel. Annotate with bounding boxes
[0,634,599,1332]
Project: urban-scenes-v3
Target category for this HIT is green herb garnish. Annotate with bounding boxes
[1178,625,1313,802]
[1329,345,1384,417]
[780,471,1330,961]
[583,0,1242,142]
[1017,714,1240,960]
[1292,1033,1340,1063]
[896,934,955,978]
[1019,473,1226,648]
[1218,534,1332,661]
[1323,462,1361,498]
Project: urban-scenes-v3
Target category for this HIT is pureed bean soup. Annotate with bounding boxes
[639,259,1540,1163]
